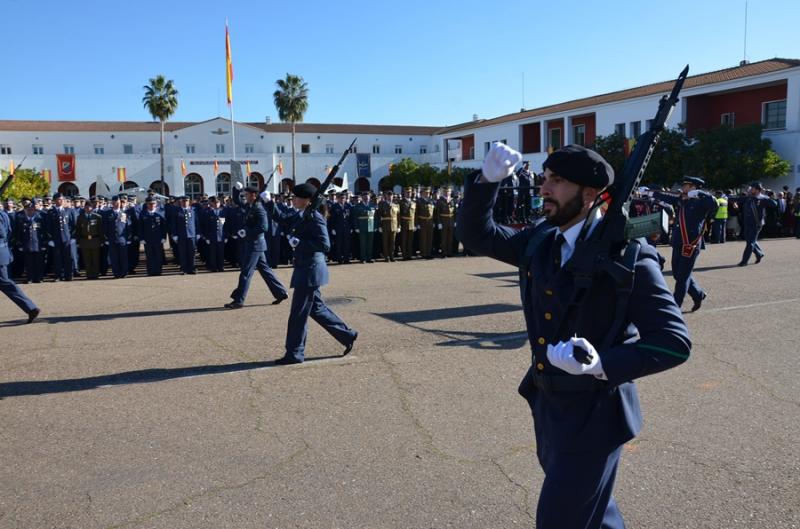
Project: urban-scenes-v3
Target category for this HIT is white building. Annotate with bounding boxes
[1,58,799,197]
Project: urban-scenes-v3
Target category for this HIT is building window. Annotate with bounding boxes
[245,144,254,154]
[573,124,586,146]
[123,144,133,154]
[629,121,641,138]
[614,123,625,136]
[433,144,439,153]
[351,145,358,153]
[484,142,491,154]
[763,100,786,130]
[186,144,196,154]
[549,128,561,150]
[64,145,75,154]
[0,145,10,155]
[325,144,334,154]
[152,144,161,154]
[215,173,231,195]
[646,119,655,131]
[419,145,427,154]
[215,143,225,154]
[32,145,44,155]
[301,144,310,154]
[372,144,381,154]
[276,145,285,154]
[94,144,105,155]
[394,145,403,154]
[184,174,204,200]
[720,113,735,126]
[469,146,475,159]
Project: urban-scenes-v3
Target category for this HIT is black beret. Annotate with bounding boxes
[293,183,317,199]
[682,176,705,187]
[244,186,259,193]
[542,145,614,188]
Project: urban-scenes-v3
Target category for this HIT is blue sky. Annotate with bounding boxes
[3,0,798,127]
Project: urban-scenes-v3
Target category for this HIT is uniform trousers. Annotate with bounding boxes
[108,243,128,278]
[80,247,101,279]
[381,227,397,261]
[206,240,225,272]
[177,237,196,273]
[670,247,703,307]
[357,230,374,262]
[284,287,355,362]
[0,264,37,315]
[334,230,351,263]
[232,246,287,304]
[400,226,414,259]
[711,219,727,243]
[52,241,73,280]
[144,241,163,276]
[740,225,764,263]
[23,251,44,282]
[418,221,434,258]
[128,240,141,273]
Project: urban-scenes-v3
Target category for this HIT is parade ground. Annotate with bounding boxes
[1,239,798,529]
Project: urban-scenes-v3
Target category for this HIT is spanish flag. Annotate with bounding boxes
[246,160,252,176]
[213,160,219,175]
[277,161,284,176]
[225,22,234,105]
[42,169,51,184]
[117,167,126,183]
[181,159,187,176]
[8,160,15,175]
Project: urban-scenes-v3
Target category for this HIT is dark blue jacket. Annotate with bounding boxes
[47,207,75,244]
[102,209,133,245]
[138,209,166,245]
[456,176,691,451]
[654,190,717,249]
[14,211,46,252]
[329,202,354,234]
[170,207,198,240]
[270,205,330,288]
[0,210,14,265]
[201,208,227,243]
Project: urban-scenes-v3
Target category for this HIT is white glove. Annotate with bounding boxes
[437,223,443,230]
[687,190,700,198]
[70,238,76,243]
[288,236,300,248]
[378,227,383,233]
[414,225,420,231]
[161,239,166,244]
[396,228,401,233]
[172,236,178,242]
[196,234,202,240]
[237,229,246,238]
[355,228,360,233]
[546,337,606,379]
[48,241,55,247]
[260,191,271,202]
[331,229,336,236]
[224,238,228,243]
[103,241,109,246]
[234,181,244,190]
[481,142,523,183]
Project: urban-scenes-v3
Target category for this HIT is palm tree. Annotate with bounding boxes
[142,75,179,189]
[273,74,309,184]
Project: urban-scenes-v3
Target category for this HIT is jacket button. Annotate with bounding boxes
[537,337,546,345]
[545,289,553,296]
[544,312,552,320]
[527,271,532,278]
[536,363,545,371]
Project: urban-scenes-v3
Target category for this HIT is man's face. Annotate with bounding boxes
[54,197,63,207]
[84,204,94,213]
[146,202,157,211]
[292,196,310,210]
[245,191,257,204]
[680,183,695,196]
[749,187,760,196]
[180,199,190,208]
[540,169,590,228]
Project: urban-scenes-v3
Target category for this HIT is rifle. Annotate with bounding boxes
[290,138,356,235]
[264,164,280,190]
[0,156,27,197]
[564,65,689,363]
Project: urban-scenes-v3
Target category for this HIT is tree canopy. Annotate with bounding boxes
[0,168,51,201]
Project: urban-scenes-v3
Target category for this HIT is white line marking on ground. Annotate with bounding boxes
[700,298,800,314]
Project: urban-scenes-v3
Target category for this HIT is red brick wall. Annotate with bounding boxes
[685,83,787,136]
[570,114,596,146]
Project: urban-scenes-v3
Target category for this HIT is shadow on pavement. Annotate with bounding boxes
[0,355,343,398]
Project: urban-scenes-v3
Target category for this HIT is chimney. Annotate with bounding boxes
[472,114,479,121]
[739,60,749,66]
[265,116,272,125]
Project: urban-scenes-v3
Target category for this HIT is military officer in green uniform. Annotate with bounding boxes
[435,186,457,257]
[415,186,436,259]
[377,189,400,262]
[399,186,416,260]
[74,199,104,279]
[353,191,376,263]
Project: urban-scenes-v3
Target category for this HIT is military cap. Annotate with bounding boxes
[336,191,346,197]
[52,192,63,200]
[111,195,120,201]
[144,196,156,203]
[244,185,259,193]
[750,181,763,190]
[179,195,190,200]
[293,183,317,199]
[543,145,614,188]
[682,176,705,187]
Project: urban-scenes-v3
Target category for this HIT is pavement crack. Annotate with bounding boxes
[489,457,535,523]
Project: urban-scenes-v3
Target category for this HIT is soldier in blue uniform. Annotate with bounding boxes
[46,193,76,281]
[138,196,166,276]
[457,143,691,529]
[652,177,718,311]
[122,195,141,275]
[329,191,353,264]
[1,205,39,323]
[201,196,227,272]
[267,183,358,364]
[169,196,198,274]
[14,199,46,283]
[102,195,133,279]
[224,185,288,309]
[737,182,773,266]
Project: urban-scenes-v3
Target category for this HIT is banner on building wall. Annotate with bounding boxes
[356,153,371,178]
[56,154,76,181]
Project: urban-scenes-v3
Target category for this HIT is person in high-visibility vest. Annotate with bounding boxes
[712,191,728,243]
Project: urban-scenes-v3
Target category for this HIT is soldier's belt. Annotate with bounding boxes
[417,216,432,220]
[529,370,608,392]
[358,216,372,220]
[439,214,454,218]
[401,217,413,220]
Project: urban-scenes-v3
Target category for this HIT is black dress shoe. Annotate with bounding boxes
[274,356,303,365]
[26,308,40,324]
[224,302,243,309]
[755,254,763,264]
[737,261,748,267]
[691,293,707,313]
[343,332,358,356]
[272,295,288,305]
